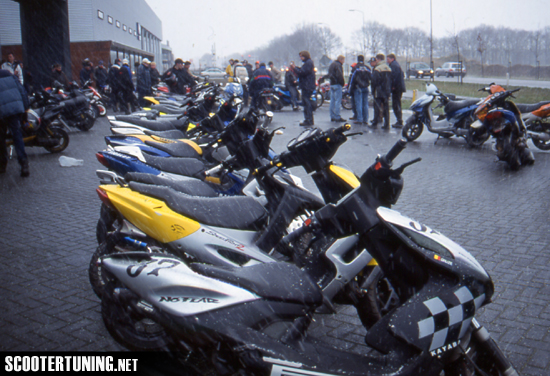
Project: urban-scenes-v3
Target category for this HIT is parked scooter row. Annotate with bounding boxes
[402,82,549,169]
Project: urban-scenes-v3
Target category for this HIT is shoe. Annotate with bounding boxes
[349,117,357,120]
[369,122,379,128]
[334,118,346,122]
[382,125,390,129]
[293,107,299,111]
[20,161,29,177]
[353,121,364,125]
[300,121,313,127]
[363,122,369,126]
[392,122,403,129]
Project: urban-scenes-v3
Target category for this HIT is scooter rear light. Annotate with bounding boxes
[96,152,110,168]
[96,188,116,210]
[374,162,382,171]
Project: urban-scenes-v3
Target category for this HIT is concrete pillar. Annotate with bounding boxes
[16,0,71,88]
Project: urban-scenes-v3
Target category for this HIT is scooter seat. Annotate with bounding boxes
[150,104,186,114]
[444,98,480,114]
[124,172,218,197]
[116,112,160,121]
[128,182,268,230]
[516,101,550,114]
[144,129,187,139]
[190,262,323,305]
[142,153,206,178]
[128,117,189,131]
[144,140,201,159]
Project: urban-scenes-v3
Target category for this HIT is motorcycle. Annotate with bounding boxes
[81,80,107,118]
[401,83,485,146]
[259,85,323,111]
[516,99,550,150]
[470,84,535,169]
[98,139,517,376]
[7,107,69,155]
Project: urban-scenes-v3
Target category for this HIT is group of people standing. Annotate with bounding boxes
[328,52,406,128]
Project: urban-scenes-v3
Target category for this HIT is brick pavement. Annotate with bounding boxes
[0,104,549,375]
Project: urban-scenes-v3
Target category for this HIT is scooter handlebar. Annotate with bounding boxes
[385,139,407,163]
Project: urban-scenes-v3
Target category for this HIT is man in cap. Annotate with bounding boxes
[136,58,152,107]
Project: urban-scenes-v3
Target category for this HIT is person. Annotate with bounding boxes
[136,58,152,107]
[0,69,29,177]
[268,61,282,83]
[226,59,235,82]
[368,57,382,126]
[291,51,315,126]
[182,61,198,89]
[106,59,122,111]
[243,60,254,105]
[1,53,23,85]
[162,58,187,94]
[248,62,273,109]
[348,62,358,120]
[80,59,93,87]
[387,53,406,128]
[50,63,70,88]
[371,53,392,129]
[94,60,108,95]
[348,55,372,126]
[121,59,133,81]
[243,60,253,78]
[285,64,299,111]
[117,59,136,114]
[254,61,260,72]
[328,55,346,122]
[150,61,160,87]
[233,60,249,104]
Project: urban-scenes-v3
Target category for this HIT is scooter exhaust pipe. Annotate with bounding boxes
[527,130,550,142]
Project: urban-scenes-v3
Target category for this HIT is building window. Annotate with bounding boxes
[134,30,137,36]
[123,24,127,31]
[116,21,120,28]
[108,16,113,24]
[97,10,104,20]
[129,28,132,34]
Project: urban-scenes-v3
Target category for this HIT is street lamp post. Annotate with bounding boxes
[430,0,433,82]
[349,9,365,56]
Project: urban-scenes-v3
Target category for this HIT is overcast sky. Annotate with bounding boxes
[145,0,550,65]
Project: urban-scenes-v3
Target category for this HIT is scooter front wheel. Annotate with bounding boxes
[402,118,424,141]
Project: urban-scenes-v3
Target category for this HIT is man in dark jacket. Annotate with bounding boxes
[117,59,136,114]
[80,60,93,87]
[292,51,316,126]
[94,60,108,94]
[0,69,29,177]
[328,55,346,122]
[50,63,70,88]
[107,59,121,111]
[387,53,406,128]
[162,58,188,94]
[348,55,372,125]
[182,61,198,88]
[248,62,273,109]
[150,62,160,87]
[371,53,392,129]
[136,58,152,107]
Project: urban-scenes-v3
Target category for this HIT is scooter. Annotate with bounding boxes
[259,85,323,111]
[516,99,550,150]
[98,139,517,376]
[401,83,485,146]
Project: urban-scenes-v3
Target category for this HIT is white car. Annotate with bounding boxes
[199,67,229,84]
[435,62,467,78]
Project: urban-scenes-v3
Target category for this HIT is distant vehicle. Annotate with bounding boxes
[435,62,467,78]
[199,67,229,84]
[406,62,433,79]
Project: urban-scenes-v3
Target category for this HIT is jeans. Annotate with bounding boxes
[0,114,28,167]
[302,89,314,123]
[329,84,342,120]
[354,87,369,123]
[288,86,299,108]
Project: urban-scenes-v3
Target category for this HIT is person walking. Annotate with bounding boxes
[328,55,346,122]
[136,58,152,107]
[0,69,29,177]
[248,62,273,109]
[371,53,392,129]
[285,64,299,111]
[150,62,160,87]
[349,55,372,125]
[291,51,315,126]
[387,53,406,128]
[1,53,23,85]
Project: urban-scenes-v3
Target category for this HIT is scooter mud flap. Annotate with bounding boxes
[101,252,260,317]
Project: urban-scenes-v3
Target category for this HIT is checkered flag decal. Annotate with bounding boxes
[417,286,486,351]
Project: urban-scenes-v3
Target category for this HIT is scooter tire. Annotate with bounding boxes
[402,118,424,142]
[341,93,353,110]
[315,93,324,108]
[101,280,173,351]
[44,127,69,153]
[531,121,550,150]
[89,242,114,298]
[77,111,96,131]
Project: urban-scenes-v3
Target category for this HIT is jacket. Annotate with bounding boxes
[285,69,297,89]
[371,61,392,98]
[328,60,345,86]
[117,65,134,93]
[294,58,316,92]
[136,64,152,94]
[389,60,406,93]
[349,62,371,92]
[270,66,282,83]
[80,67,93,87]
[94,66,108,87]
[249,66,273,93]
[0,69,29,118]
[161,67,187,94]
[50,69,70,88]
[1,62,23,85]
[107,64,121,91]
[150,68,160,86]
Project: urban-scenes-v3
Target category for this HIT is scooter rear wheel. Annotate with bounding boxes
[44,127,69,153]
[531,120,550,150]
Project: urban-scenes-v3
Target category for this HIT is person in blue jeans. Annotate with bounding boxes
[328,55,346,122]
[348,55,372,125]
[0,69,29,177]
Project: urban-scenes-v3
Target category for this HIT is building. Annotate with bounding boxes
[161,42,174,73]
[0,0,165,83]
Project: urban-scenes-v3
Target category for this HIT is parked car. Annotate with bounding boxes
[199,67,229,84]
[435,62,467,77]
[406,62,434,79]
